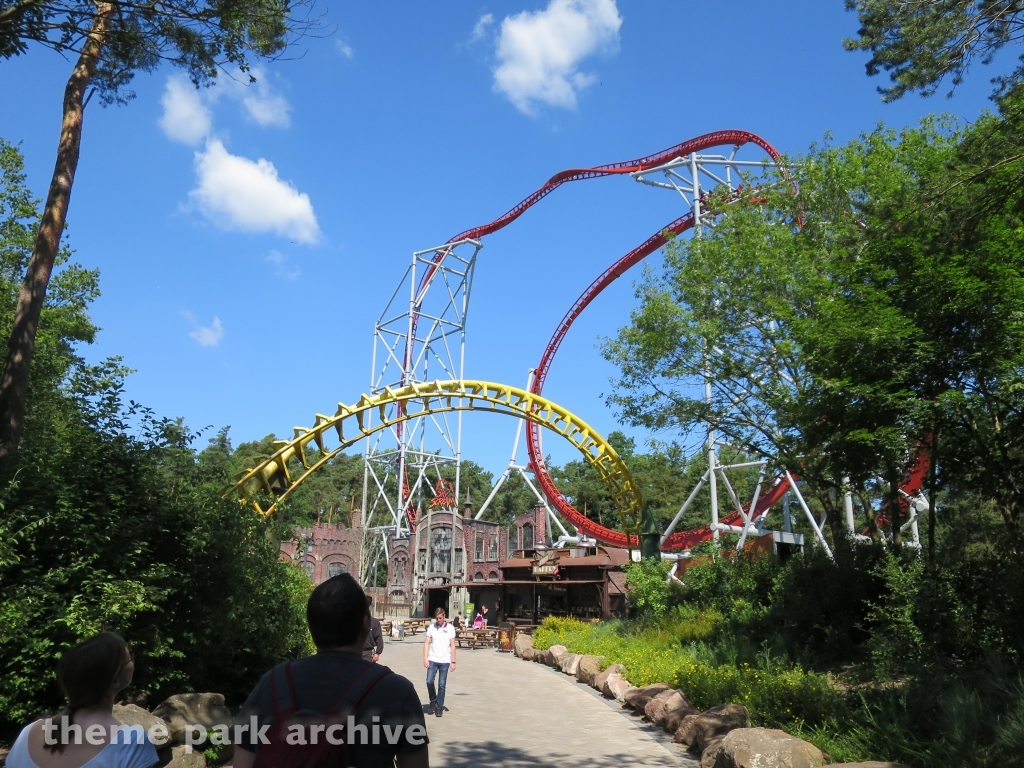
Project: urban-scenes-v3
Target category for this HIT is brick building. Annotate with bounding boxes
[385,497,549,620]
[278,496,628,623]
[279,516,362,584]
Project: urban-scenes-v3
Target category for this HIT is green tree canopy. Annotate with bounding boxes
[845,0,1024,101]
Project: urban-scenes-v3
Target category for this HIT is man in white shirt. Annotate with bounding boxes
[422,607,457,718]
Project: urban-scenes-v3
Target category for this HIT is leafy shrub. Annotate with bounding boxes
[623,558,671,618]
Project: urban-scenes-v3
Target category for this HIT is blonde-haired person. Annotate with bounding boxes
[8,633,158,768]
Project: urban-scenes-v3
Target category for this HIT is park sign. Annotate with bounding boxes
[532,550,559,577]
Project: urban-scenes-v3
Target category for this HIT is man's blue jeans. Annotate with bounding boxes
[426,661,450,709]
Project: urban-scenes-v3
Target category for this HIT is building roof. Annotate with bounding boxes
[500,546,630,571]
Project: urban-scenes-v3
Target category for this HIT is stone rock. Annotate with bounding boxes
[674,704,751,753]
[167,746,207,768]
[559,653,582,676]
[114,704,170,745]
[548,645,568,667]
[623,683,670,715]
[592,663,624,691]
[535,649,553,665]
[665,699,700,734]
[602,673,632,701]
[152,694,233,746]
[645,690,696,731]
[576,655,603,686]
[700,727,825,768]
[831,764,911,768]
[520,647,538,662]
[514,633,534,658]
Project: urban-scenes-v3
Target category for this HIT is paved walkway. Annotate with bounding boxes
[379,636,698,768]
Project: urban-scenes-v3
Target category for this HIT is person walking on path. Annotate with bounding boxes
[363,596,384,663]
[423,607,456,718]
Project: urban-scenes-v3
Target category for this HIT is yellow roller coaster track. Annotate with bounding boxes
[223,379,643,542]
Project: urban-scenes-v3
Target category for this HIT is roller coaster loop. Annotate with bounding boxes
[224,380,645,545]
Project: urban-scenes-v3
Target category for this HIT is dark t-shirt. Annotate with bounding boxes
[233,651,427,768]
[362,617,384,661]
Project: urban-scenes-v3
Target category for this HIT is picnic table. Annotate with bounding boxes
[455,628,499,649]
[405,619,433,635]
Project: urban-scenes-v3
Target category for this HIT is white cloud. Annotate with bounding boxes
[159,76,212,145]
[266,249,301,280]
[472,13,495,42]
[237,69,291,128]
[183,313,225,347]
[336,39,354,59]
[493,0,621,114]
[189,139,320,244]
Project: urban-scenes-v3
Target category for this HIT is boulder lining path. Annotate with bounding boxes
[381,636,698,767]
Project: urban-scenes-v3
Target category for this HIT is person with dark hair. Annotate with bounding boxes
[233,573,428,768]
[7,632,158,768]
[422,607,456,718]
[362,596,384,663]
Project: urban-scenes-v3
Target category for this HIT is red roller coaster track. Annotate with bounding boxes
[398,131,785,548]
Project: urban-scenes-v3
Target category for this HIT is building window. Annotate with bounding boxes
[474,572,484,582]
[430,526,452,573]
[475,535,483,561]
[487,536,498,561]
[454,549,463,574]
[522,522,534,550]
[327,562,346,578]
[487,571,498,581]
[300,561,315,581]
[418,549,426,573]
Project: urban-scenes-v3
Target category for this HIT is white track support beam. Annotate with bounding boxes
[784,471,834,561]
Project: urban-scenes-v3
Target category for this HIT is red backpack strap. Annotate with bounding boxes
[269,661,297,718]
[326,665,393,721]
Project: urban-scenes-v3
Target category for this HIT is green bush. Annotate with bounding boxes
[623,558,672,618]
[534,615,844,729]
[0,408,314,725]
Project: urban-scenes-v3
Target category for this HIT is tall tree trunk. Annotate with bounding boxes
[0,2,112,459]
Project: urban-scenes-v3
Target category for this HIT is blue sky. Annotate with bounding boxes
[0,0,1012,478]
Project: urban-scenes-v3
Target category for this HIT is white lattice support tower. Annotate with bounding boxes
[360,239,482,586]
[630,151,835,554]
